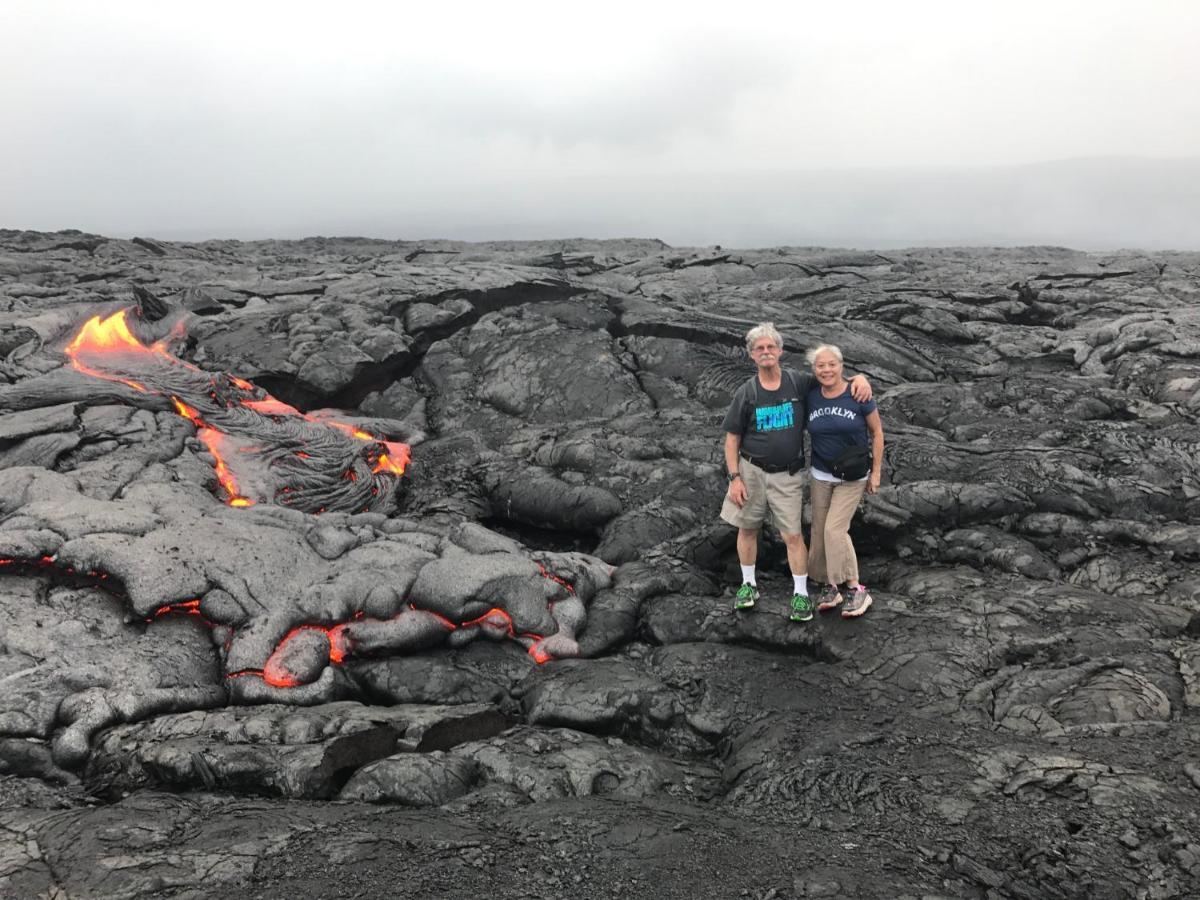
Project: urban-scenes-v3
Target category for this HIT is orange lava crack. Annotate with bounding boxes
[536,562,576,594]
[151,599,204,619]
[197,428,253,507]
[2,554,563,691]
[261,604,557,687]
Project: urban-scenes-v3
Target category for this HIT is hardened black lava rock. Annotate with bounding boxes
[1,231,1199,898]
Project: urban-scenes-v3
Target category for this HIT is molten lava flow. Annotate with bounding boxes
[265,621,380,686]
[66,308,200,392]
[462,607,517,635]
[242,398,299,416]
[65,311,150,392]
[152,599,203,619]
[171,397,206,427]
[536,563,576,595]
[323,420,411,476]
[67,310,143,355]
[261,624,338,687]
[458,606,550,662]
[257,600,558,691]
[242,401,409,473]
[370,449,408,476]
[63,307,411,512]
[197,429,253,507]
[328,628,349,665]
[0,555,567,711]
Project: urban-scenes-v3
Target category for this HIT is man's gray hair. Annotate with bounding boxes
[745,322,783,352]
[806,344,844,365]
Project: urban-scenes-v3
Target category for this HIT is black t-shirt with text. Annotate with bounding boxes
[722,367,815,470]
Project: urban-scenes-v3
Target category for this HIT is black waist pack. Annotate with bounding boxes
[828,446,871,481]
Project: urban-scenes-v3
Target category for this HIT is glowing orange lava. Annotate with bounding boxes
[459,608,552,663]
[1,553,562,688]
[371,450,408,476]
[152,599,203,618]
[63,306,411,510]
[415,606,458,631]
[65,308,198,392]
[67,310,143,355]
[65,312,149,392]
[258,600,559,688]
[241,385,409,475]
[328,627,350,665]
[198,428,254,507]
[536,563,576,594]
[171,396,206,427]
[462,607,517,635]
[264,623,363,686]
[242,398,299,416]
[324,421,411,475]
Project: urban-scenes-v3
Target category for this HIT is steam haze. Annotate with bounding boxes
[2,0,1198,248]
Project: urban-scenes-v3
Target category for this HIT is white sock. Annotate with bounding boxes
[793,573,808,596]
[740,565,756,586]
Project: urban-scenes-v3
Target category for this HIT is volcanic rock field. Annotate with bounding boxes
[1,229,1199,899]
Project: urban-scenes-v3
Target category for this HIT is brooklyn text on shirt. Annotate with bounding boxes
[809,405,858,422]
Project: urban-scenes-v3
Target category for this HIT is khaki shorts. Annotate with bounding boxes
[719,457,804,534]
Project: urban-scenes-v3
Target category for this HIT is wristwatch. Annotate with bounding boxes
[727,471,741,483]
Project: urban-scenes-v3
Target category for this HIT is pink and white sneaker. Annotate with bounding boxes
[841,585,873,618]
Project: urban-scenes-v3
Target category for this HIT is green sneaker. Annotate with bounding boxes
[789,592,813,622]
[734,583,759,610]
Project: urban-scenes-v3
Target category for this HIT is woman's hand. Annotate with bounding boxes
[864,410,884,495]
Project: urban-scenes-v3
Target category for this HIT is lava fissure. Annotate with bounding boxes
[601,296,745,349]
[150,599,205,620]
[478,518,601,555]
[535,563,577,595]
[310,279,588,411]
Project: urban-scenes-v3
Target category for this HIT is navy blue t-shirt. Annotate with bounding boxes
[807,384,876,474]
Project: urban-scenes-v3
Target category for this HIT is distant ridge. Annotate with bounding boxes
[13,156,1200,252]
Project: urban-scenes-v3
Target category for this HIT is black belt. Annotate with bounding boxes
[739,451,800,475]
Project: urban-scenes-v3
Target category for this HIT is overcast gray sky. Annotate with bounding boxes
[2,0,1198,248]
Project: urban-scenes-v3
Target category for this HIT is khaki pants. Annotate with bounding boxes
[808,477,866,585]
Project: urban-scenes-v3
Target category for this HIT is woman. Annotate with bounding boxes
[805,344,884,618]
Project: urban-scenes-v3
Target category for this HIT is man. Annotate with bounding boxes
[720,323,872,621]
